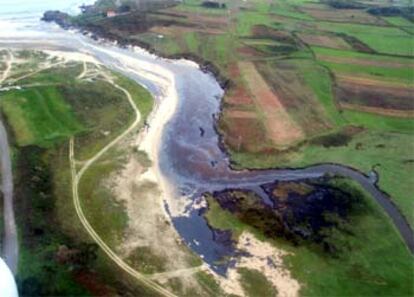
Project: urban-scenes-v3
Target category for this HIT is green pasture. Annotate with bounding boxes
[204,179,414,296]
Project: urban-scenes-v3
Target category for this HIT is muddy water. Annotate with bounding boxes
[0,8,412,275]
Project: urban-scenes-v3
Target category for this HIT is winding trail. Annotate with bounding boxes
[77,61,87,80]
[8,61,65,84]
[0,50,13,85]
[69,74,177,297]
[0,49,18,274]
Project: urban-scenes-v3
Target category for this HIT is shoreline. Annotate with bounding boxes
[41,12,231,90]
[43,17,414,254]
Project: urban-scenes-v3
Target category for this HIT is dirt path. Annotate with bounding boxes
[77,61,87,80]
[0,50,13,85]
[8,61,65,84]
[69,74,177,297]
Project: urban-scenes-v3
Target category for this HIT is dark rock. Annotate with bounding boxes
[42,10,72,29]
[211,228,233,246]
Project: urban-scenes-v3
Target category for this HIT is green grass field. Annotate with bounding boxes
[311,46,414,65]
[78,147,128,247]
[204,179,414,296]
[239,268,278,297]
[321,61,414,84]
[297,60,346,126]
[0,86,83,146]
[384,16,414,27]
[317,22,414,56]
[1,56,156,295]
[292,131,414,225]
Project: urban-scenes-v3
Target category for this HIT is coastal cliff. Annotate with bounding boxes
[42,10,71,29]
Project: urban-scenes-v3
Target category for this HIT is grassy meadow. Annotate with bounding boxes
[0,56,155,295]
[204,178,414,296]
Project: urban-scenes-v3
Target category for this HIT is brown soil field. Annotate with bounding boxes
[184,13,229,27]
[96,12,194,36]
[147,9,229,35]
[150,24,223,36]
[236,46,266,59]
[150,25,194,35]
[226,110,257,118]
[238,61,304,148]
[317,54,414,68]
[251,25,296,44]
[298,33,352,50]
[340,35,375,53]
[220,112,269,152]
[337,74,412,88]
[340,103,414,118]
[165,8,230,28]
[335,80,414,112]
[225,64,254,105]
[301,7,387,25]
[255,60,332,137]
[225,85,253,105]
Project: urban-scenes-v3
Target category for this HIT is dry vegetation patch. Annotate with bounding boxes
[336,81,414,110]
[220,113,269,153]
[272,182,314,200]
[252,25,297,44]
[255,60,333,137]
[225,63,254,105]
[237,46,267,59]
[111,149,203,293]
[335,76,414,117]
[150,25,197,35]
[220,232,300,297]
[316,54,414,68]
[226,110,257,118]
[156,8,229,33]
[340,103,414,118]
[337,74,413,88]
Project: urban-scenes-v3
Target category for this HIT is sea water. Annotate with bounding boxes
[0,0,95,38]
[0,0,94,18]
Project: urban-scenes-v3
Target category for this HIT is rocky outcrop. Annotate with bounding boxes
[42,11,72,29]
